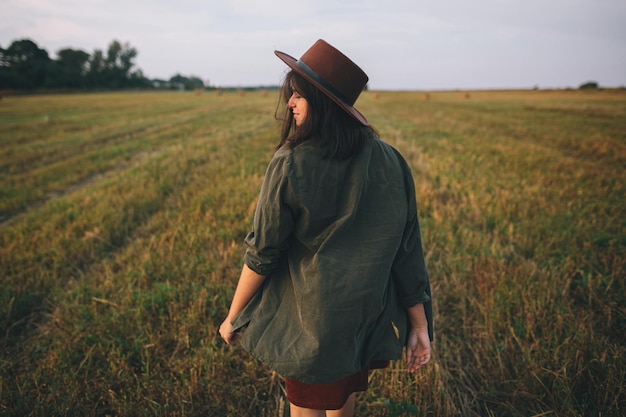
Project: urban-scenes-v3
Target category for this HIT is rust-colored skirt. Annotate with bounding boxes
[285,360,389,410]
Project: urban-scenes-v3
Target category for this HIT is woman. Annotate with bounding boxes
[219,39,433,417]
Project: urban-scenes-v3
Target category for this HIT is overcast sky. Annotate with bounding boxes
[1,0,625,90]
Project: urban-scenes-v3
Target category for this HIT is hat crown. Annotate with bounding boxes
[274,39,370,125]
[298,40,368,106]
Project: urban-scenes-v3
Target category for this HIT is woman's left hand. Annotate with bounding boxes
[219,319,239,345]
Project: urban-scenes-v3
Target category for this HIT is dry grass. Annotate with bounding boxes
[1,89,624,416]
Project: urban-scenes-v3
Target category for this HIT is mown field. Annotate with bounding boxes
[1,89,624,416]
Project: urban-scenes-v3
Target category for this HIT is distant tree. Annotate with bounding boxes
[187,76,205,90]
[169,74,205,91]
[579,81,599,90]
[52,48,90,88]
[1,39,49,66]
[103,40,138,88]
[129,68,151,88]
[0,45,7,67]
[87,49,106,87]
[0,39,51,88]
[85,40,148,88]
[58,49,89,77]
[0,37,153,90]
[0,63,26,89]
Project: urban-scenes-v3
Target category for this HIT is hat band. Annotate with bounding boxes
[296,59,353,106]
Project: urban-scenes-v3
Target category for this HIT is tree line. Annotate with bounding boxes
[0,38,205,91]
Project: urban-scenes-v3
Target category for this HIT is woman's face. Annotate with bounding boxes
[288,90,308,127]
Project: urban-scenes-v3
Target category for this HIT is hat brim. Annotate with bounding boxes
[275,50,369,126]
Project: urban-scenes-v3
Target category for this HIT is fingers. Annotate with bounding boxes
[222,330,240,345]
[218,320,239,345]
[406,349,430,372]
[405,327,431,373]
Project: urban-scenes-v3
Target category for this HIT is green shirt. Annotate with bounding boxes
[231,136,433,384]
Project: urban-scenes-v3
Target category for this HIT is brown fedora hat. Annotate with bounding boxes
[275,39,369,126]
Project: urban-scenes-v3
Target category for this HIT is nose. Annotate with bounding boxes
[288,94,296,108]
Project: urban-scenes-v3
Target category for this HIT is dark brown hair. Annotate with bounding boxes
[275,71,377,159]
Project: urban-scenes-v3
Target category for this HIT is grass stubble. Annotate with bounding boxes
[0,89,624,416]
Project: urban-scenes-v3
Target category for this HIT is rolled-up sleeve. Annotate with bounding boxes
[244,152,295,276]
